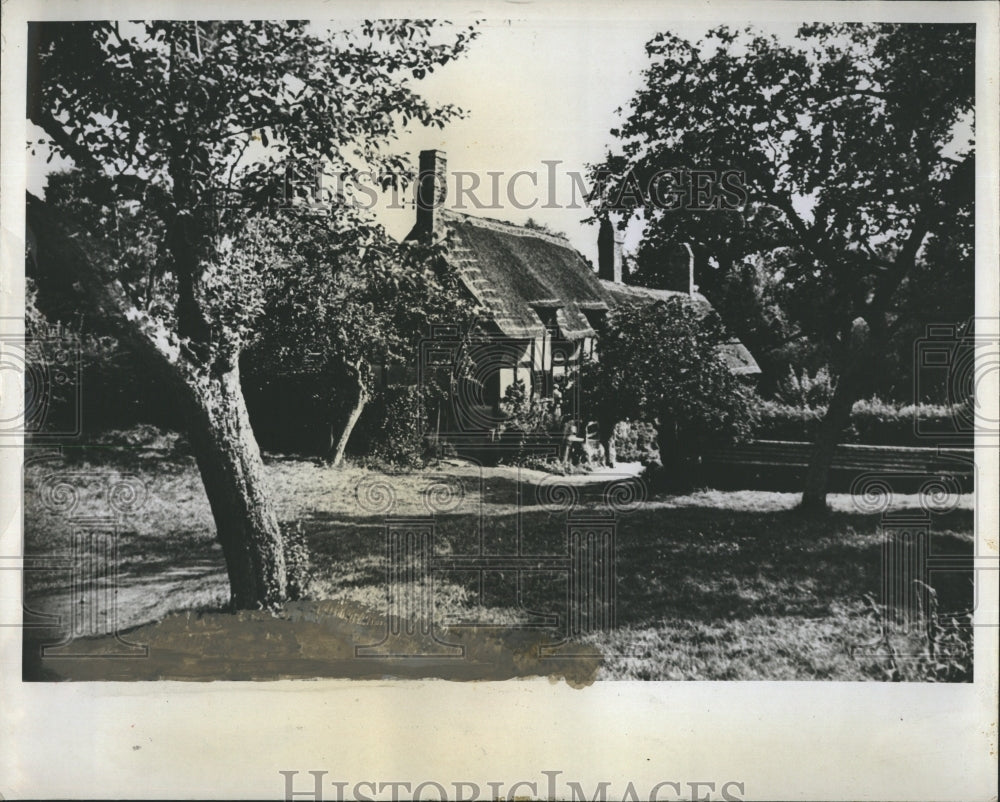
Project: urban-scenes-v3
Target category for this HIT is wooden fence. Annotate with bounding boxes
[700,439,974,493]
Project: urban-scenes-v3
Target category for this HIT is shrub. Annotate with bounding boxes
[498,379,561,437]
[612,420,660,463]
[355,385,428,469]
[581,297,755,470]
[494,379,585,470]
[773,365,835,407]
[750,399,832,441]
[850,397,971,446]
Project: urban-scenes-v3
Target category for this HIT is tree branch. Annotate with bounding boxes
[28,111,104,172]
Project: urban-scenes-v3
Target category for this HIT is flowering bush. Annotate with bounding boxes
[498,379,561,437]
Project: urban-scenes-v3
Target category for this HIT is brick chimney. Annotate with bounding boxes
[597,217,623,284]
[416,149,447,239]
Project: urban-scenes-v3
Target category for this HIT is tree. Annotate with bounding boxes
[27,20,478,607]
[580,297,753,476]
[246,215,475,465]
[591,23,974,510]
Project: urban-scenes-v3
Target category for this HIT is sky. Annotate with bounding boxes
[372,18,665,262]
[358,17,805,262]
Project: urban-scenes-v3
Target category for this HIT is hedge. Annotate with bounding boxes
[751,397,974,447]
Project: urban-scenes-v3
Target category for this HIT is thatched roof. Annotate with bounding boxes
[716,340,761,375]
[411,209,760,376]
[436,210,611,339]
[600,280,709,310]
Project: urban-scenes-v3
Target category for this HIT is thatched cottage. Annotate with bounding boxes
[403,150,759,438]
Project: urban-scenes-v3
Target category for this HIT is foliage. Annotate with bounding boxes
[25,277,49,338]
[23,290,184,436]
[28,19,479,606]
[749,399,828,442]
[42,168,175,315]
[851,586,973,682]
[30,20,478,212]
[29,18,478,372]
[594,22,973,342]
[850,397,970,446]
[630,244,811,397]
[244,215,475,441]
[498,379,562,437]
[751,396,972,446]
[494,378,580,468]
[28,170,179,434]
[486,378,600,471]
[354,386,429,469]
[581,296,754,467]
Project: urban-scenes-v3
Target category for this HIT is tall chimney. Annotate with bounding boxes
[661,242,696,294]
[416,149,447,239]
[683,242,697,295]
[597,217,623,284]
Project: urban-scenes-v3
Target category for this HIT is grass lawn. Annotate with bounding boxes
[20,438,976,682]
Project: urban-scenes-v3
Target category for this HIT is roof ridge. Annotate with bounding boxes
[440,209,576,249]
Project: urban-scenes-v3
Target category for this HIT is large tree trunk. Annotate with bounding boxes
[328,379,368,467]
[185,360,288,608]
[29,194,289,609]
[797,211,931,512]
[798,312,889,513]
[799,365,863,512]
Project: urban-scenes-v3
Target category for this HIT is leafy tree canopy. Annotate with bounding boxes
[246,211,476,394]
[29,20,478,360]
[593,23,973,376]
